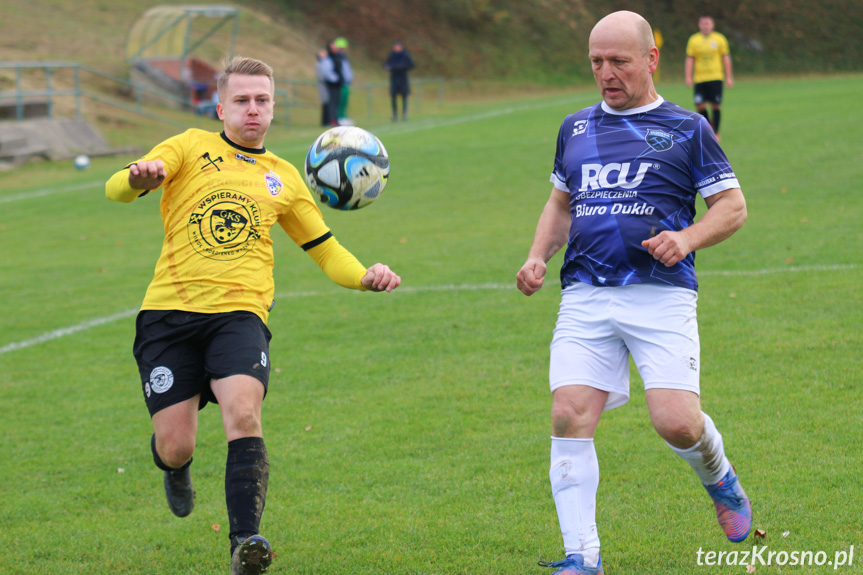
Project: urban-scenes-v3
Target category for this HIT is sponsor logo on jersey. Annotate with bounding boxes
[572,120,588,136]
[235,152,257,164]
[645,129,674,152]
[200,152,224,172]
[265,171,283,196]
[187,189,262,261]
[574,202,655,217]
[579,162,653,191]
[149,366,174,394]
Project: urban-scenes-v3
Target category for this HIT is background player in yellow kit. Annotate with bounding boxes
[685,16,734,141]
[105,56,400,575]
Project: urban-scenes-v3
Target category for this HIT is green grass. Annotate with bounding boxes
[1,74,862,574]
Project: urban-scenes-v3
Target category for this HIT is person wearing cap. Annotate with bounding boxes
[334,37,354,125]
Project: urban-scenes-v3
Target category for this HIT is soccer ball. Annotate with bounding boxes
[74,154,90,170]
[304,126,389,210]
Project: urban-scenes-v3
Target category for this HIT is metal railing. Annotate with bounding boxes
[0,61,445,128]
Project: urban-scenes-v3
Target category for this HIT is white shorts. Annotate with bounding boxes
[549,283,701,410]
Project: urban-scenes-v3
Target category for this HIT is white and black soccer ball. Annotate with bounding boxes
[74,154,90,170]
[304,126,389,210]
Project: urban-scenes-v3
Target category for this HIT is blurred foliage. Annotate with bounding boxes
[282,0,863,82]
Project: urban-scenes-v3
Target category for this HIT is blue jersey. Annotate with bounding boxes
[551,97,740,292]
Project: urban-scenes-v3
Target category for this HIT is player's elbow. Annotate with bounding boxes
[105,187,137,203]
[731,197,747,232]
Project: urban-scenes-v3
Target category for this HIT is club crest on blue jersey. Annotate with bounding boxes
[645,129,674,152]
[572,120,588,136]
[265,171,283,196]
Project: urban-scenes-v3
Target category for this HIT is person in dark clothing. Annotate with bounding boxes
[315,49,337,126]
[325,40,344,126]
[385,40,415,121]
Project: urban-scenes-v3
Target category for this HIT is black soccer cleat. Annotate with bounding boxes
[163,464,195,517]
[230,534,273,575]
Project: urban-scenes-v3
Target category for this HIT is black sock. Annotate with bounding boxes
[226,436,269,544]
[699,108,711,128]
[712,108,722,134]
[151,433,191,472]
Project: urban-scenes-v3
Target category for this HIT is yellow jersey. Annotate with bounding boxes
[106,129,366,323]
[686,32,730,84]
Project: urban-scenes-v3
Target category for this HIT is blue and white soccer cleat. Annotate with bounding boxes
[705,468,752,542]
[539,552,604,575]
[230,534,273,575]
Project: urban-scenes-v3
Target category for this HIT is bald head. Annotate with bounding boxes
[590,11,655,55]
[587,11,659,111]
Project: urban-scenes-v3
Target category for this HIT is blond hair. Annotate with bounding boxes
[217,56,274,97]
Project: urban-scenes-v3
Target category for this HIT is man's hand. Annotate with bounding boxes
[641,230,692,267]
[361,263,401,292]
[516,258,547,296]
[128,160,167,191]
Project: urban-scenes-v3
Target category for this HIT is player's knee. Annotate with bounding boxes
[158,438,195,469]
[551,401,597,438]
[652,416,701,448]
[227,410,262,438]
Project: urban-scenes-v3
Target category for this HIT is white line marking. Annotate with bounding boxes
[0,181,104,204]
[276,92,594,155]
[0,308,139,355]
[0,264,857,355]
[371,94,589,137]
[699,263,858,276]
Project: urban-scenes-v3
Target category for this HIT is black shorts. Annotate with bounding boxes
[693,80,723,106]
[132,310,272,417]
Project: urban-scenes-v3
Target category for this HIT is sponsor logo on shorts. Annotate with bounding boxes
[149,366,174,394]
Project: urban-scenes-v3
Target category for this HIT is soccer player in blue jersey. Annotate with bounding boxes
[516,11,751,575]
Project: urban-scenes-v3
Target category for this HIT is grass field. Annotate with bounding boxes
[1,74,861,574]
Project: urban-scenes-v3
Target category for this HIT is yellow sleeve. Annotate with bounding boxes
[305,235,368,290]
[105,168,147,203]
[105,131,193,203]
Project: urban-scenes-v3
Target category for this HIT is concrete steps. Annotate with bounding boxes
[0,118,138,170]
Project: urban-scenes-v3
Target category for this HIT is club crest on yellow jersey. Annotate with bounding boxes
[187,189,262,261]
[266,171,283,196]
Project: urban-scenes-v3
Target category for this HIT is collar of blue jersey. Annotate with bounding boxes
[600,96,664,116]
[220,131,266,155]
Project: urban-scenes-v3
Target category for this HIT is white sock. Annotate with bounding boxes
[550,437,601,565]
[668,412,732,486]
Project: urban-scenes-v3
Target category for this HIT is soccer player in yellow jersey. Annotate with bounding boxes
[685,16,734,141]
[105,56,400,575]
